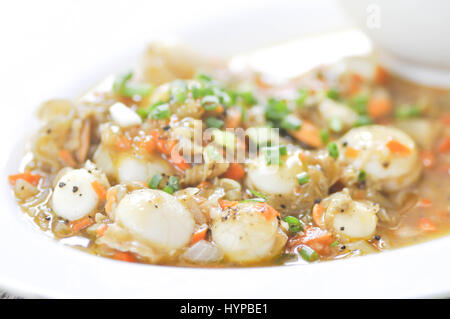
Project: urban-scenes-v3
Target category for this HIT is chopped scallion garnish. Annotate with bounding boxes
[201,95,220,111]
[329,117,343,133]
[281,115,302,131]
[148,174,163,189]
[205,117,224,129]
[326,88,340,101]
[320,129,330,144]
[149,102,171,120]
[168,176,179,192]
[296,172,309,185]
[327,142,339,159]
[394,105,421,119]
[357,170,366,182]
[354,115,372,127]
[296,88,308,107]
[299,245,319,262]
[284,216,303,233]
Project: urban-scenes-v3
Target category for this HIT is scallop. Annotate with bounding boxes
[339,125,421,191]
[114,189,195,251]
[51,169,102,221]
[321,189,379,241]
[246,150,329,215]
[211,202,287,264]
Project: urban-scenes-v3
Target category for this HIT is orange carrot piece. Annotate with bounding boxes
[348,73,363,94]
[417,198,432,208]
[170,149,190,170]
[368,97,392,118]
[345,147,360,158]
[288,226,334,256]
[375,65,388,84]
[113,251,136,262]
[96,224,108,237]
[70,216,94,233]
[197,181,211,189]
[58,149,77,167]
[418,217,437,232]
[289,120,322,148]
[8,171,41,186]
[105,187,118,216]
[225,108,242,129]
[312,203,324,228]
[442,115,450,126]
[218,199,238,210]
[420,150,436,168]
[386,140,411,155]
[255,203,280,221]
[437,137,450,153]
[190,227,208,245]
[91,181,107,200]
[140,136,156,153]
[222,163,245,180]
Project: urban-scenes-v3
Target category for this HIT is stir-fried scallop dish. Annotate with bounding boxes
[9,44,450,266]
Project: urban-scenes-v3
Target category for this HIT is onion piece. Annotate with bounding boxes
[183,240,223,263]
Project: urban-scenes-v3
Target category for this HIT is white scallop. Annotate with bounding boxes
[117,156,148,183]
[211,202,284,264]
[318,98,358,129]
[246,150,305,195]
[51,169,99,221]
[339,125,421,191]
[115,189,194,251]
[109,102,141,127]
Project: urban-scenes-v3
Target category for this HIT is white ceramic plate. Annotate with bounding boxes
[1,1,449,298]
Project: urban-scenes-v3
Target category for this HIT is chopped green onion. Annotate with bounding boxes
[326,88,340,101]
[212,130,236,149]
[192,86,214,99]
[350,94,368,115]
[279,145,288,156]
[357,170,366,182]
[136,107,150,120]
[249,189,267,200]
[240,198,266,203]
[329,117,343,133]
[148,174,163,189]
[205,145,222,162]
[205,117,224,129]
[149,102,171,120]
[320,129,330,144]
[296,88,308,107]
[170,80,188,104]
[247,127,277,146]
[263,146,286,165]
[327,142,339,159]
[201,95,220,111]
[354,115,372,127]
[296,172,309,185]
[330,241,340,247]
[239,91,258,106]
[162,185,174,194]
[299,245,319,262]
[395,105,421,119]
[284,216,303,233]
[196,73,212,82]
[113,72,153,97]
[281,115,302,131]
[265,98,289,121]
[168,176,179,192]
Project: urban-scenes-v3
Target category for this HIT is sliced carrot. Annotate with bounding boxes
[437,137,450,153]
[190,227,208,245]
[255,202,280,221]
[170,149,190,170]
[139,136,156,153]
[76,118,91,163]
[222,163,245,181]
[368,97,392,118]
[70,216,94,233]
[115,135,132,151]
[442,114,450,126]
[96,224,108,237]
[420,150,436,168]
[375,65,388,84]
[312,203,324,228]
[105,187,118,216]
[348,73,363,95]
[386,140,411,156]
[353,189,366,200]
[288,120,322,148]
[197,181,211,189]
[58,149,77,167]
[417,198,432,208]
[113,251,136,262]
[288,226,334,256]
[8,171,41,186]
[418,217,437,232]
[218,199,238,210]
[91,180,107,200]
[345,147,360,158]
[225,108,242,129]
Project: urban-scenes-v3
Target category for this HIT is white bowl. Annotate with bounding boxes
[1,1,449,298]
[341,0,450,88]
